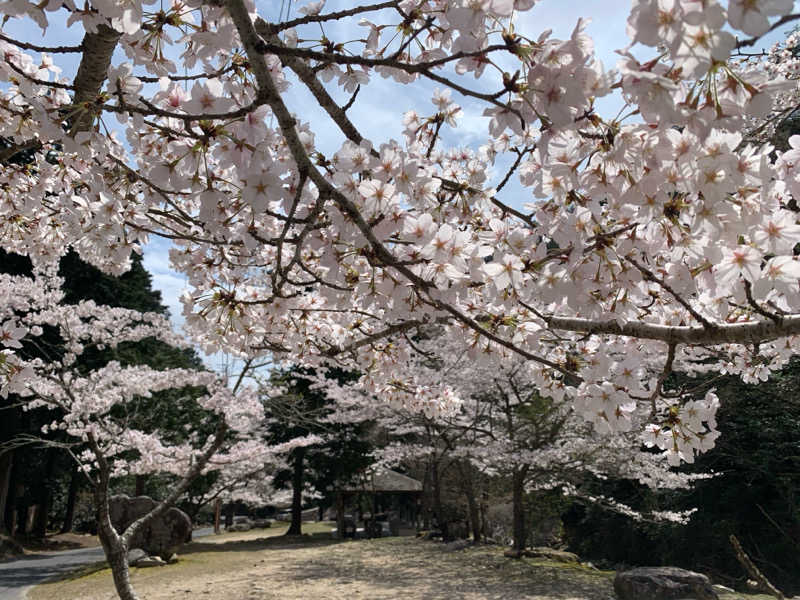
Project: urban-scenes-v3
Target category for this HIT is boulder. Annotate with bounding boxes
[523,547,580,563]
[109,495,192,561]
[133,555,167,568]
[614,567,719,600]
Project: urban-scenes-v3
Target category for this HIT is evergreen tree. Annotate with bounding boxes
[264,367,373,535]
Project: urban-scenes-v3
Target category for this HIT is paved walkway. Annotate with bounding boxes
[0,528,213,600]
[0,545,106,600]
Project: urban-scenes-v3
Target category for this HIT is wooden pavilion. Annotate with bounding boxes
[333,469,422,538]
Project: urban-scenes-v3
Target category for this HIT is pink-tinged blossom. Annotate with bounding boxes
[727,0,793,36]
[752,256,800,300]
[184,79,232,115]
[751,211,800,254]
[715,245,762,286]
[483,254,524,290]
[298,0,325,16]
[0,322,26,349]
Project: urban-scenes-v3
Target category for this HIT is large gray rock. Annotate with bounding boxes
[523,547,580,563]
[109,495,192,561]
[132,555,167,568]
[614,567,719,600]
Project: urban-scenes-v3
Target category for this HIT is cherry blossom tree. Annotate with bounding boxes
[325,329,706,551]
[3,0,800,507]
[1,267,320,600]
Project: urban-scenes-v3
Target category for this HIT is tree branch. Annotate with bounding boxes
[546,314,800,345]
[70,25,122,133]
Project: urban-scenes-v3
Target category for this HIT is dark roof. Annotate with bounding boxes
[338,469,422,492]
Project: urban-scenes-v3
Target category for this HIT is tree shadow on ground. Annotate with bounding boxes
[181,532,340,556]
[277,538,615,600]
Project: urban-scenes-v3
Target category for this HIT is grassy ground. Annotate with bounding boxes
[27,524,784,600]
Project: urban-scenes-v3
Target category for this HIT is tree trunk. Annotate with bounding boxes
[286,447,305,536]
[458,461,481,544]
[421,462,432,530]
[480,490,489,541]
[431,460,450,542]
[6,475,20,536]
[214,499,221,535]
[0,451,12,535]
[465,484,481,544]
[224,503,234,528]
[95,486,138,600]
[15,489,28,536]
[91,442,139,600]
[25,505,37,535]
[60,464,80,533]
[335,490,345,538]
[33,448,57,538]
[134,475,146,497]
[511,467,528,555]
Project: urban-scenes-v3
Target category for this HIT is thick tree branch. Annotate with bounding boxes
[71,25,122,133]
[547,314,800,345]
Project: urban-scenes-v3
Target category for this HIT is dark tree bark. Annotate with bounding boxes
[511,466,529,555]
[480,490,489,541]
[213,498,221,534]
[134,475,146,497]
[14,482,27,536]
[33,448,57,538]
[456,460,481,543]
[224,503,234,528]
[465,482,481,544]
[421,462,432,530]
[431,460,451,542]
[60,463,80,533]
[286,446,305,536]
[89,435,139,600]
[0,451,12,535]
[335,490,345,538]
[5,479,19,536]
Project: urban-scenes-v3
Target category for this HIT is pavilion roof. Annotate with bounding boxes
[338,469,422,492]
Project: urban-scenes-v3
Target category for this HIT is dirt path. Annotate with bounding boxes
[28,528,781,600]
[29,531,618,600]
